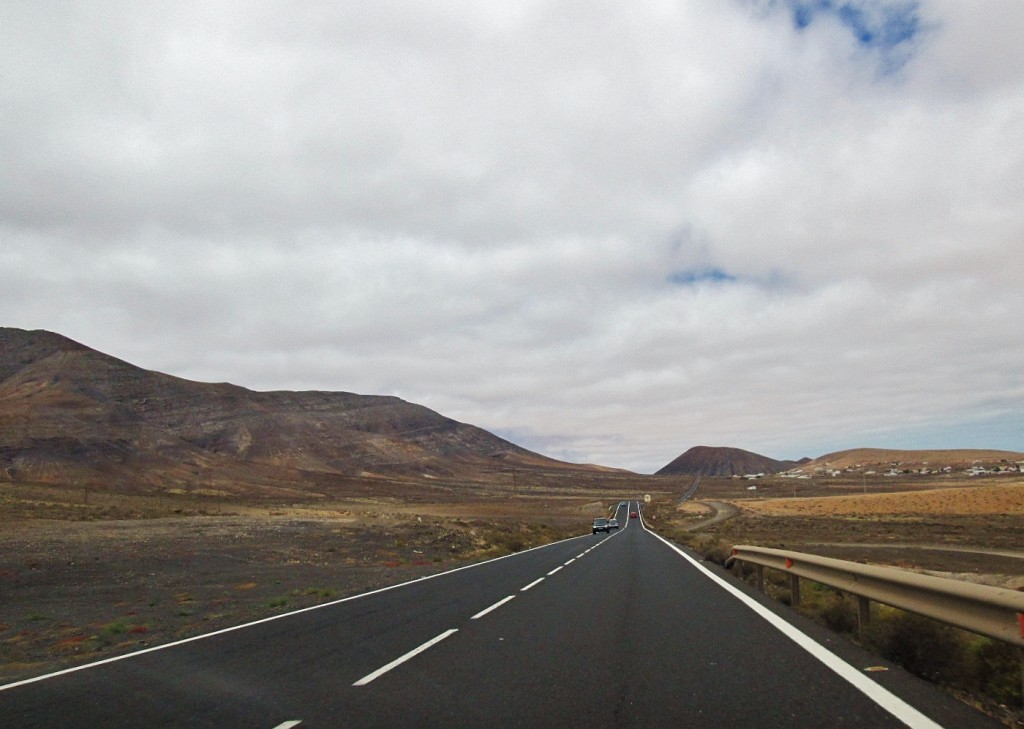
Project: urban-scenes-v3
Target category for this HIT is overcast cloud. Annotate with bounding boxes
[2,1,1022,472]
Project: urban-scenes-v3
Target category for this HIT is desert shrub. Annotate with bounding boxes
[683,535,731,565]
[863,608,966,685]
[100,619,132,638]
[818,593,859,635]
[796,582,859,635]
[300,587,336,598]
[862,608,1023,709]
[965,636,1022,707]
[473,521,578,557]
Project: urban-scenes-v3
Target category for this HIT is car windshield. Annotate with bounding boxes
[593,518,608,525]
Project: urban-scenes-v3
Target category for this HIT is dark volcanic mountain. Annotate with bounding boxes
[0,328,578,497]
[655,445,801,477]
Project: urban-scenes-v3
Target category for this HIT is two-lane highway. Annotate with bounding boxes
[1,501,1001,727]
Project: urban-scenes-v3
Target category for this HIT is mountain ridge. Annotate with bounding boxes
[0,327,598,496]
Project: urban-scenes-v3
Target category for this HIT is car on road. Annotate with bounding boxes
[608,518,619,530]
[592,518,611,534]
[619,501,627,507]
[629,511,639,519]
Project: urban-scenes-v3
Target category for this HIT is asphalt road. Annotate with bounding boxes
[0,502,1002,728]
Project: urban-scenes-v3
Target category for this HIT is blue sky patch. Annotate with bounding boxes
[668,267,738,286]
[782,0,921,73]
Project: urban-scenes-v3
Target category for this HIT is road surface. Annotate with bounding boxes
[1,502,1000,727]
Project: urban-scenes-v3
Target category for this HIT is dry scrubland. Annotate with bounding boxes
[738,483,1024,517]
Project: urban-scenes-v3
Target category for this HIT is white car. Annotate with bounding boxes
[608,518,619,530]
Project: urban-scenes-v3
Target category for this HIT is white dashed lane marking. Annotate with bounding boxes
[352,509,623,688]
[472,596,516,620]
[353,630,459,686]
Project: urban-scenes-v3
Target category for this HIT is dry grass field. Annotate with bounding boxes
[737,482,1024,517]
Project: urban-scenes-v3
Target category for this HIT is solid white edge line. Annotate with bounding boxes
[521,577,545,592]
[547,565,564,576]
[641,521,943,729]
[272,722,302,729]
[352,628,458,686]
[471,595,516,620]
[0,531,593,693]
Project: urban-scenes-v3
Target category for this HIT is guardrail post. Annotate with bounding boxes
[789,573,800,608]
[857,596,871,639]
[755,564,764,592]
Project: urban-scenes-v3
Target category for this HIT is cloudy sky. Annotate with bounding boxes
[2,1,1022,472]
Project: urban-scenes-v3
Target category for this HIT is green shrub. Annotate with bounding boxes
[301,587,336,598]
[796,582,859,636]
[965,636,1022,706]
[100,619,132,638]
[817,592,859,635]
[678,534,732,565]
[863,608,966,685]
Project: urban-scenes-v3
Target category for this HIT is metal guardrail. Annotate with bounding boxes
[728,544,1024,648]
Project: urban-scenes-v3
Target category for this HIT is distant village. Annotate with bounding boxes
[734,460,1024,481]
